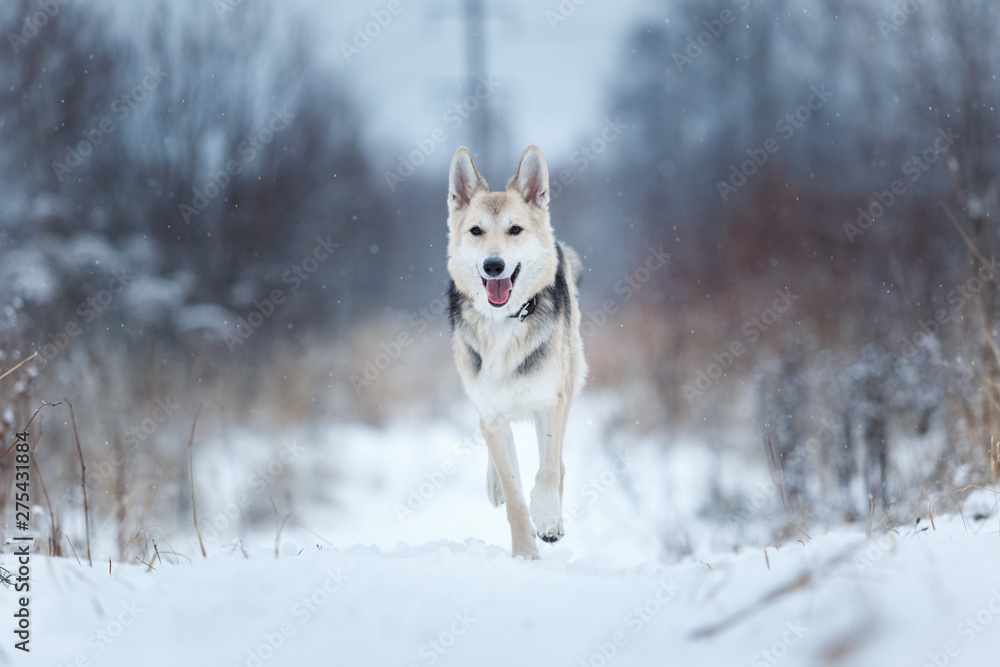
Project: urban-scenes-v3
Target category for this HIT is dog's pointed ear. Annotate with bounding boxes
[449,147,487,214]
[508,145,549,209]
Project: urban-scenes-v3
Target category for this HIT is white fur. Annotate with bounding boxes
[447,146,586,559]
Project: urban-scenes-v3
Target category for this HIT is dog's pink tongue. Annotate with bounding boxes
[486,277,513,305]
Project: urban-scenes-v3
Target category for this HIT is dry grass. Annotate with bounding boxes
[188,403,206,558]
[270,498,292,559]
[67,400,92,567]
[2,237,998,571]
[30,414,62,557]
[928,484,1000,530]
[690,545,857,640]
[0,352,36,383]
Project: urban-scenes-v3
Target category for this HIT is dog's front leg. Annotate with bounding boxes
[531,398,569,543]
[480,416,539,560]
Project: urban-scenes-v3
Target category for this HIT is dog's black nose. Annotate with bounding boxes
[483,258,505,277]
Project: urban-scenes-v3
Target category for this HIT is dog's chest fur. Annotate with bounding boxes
[448,246,571,416]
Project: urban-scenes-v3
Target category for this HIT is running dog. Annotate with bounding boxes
[446,145,586,559]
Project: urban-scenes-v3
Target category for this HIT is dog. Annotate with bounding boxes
[446,145,586,559]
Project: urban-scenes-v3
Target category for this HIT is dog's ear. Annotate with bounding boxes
[508,145,549,209]
[449,147,487,214]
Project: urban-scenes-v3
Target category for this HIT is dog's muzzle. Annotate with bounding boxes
[482,261,520,307]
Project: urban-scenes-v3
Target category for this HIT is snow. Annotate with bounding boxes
[17,517,1000,667]
[6,394,1000,666]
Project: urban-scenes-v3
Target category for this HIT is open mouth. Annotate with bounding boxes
[483,264,520,307]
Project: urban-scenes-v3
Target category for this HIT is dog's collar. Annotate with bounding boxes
[508,297,536,322]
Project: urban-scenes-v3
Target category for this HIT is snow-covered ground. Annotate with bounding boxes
[5,393,1000,666]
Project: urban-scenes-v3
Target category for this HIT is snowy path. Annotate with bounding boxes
[20,517,1000,667]
[7,394,1000,666]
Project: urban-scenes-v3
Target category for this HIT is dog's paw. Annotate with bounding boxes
[529,488,564,543]
[538,529,563,543]
[486,459,505,507]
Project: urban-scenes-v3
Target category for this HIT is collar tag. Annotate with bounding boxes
[510,297,536,322]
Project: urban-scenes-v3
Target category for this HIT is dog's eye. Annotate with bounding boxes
[508,226,523,236]
[469,226,483,236]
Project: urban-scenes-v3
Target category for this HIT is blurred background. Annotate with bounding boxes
[1,0,999,563]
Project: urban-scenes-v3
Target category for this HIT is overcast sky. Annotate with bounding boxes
[317,0,657,178]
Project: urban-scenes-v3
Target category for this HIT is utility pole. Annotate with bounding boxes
[463,0,490,177]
